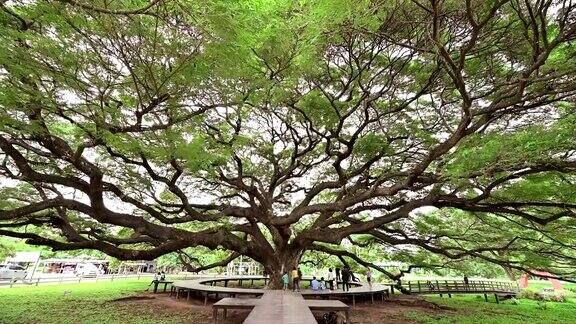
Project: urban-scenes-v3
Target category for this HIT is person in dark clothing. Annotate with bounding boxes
[145,272,161,291]
[335,267,341,281]
[350,269,358,282]
[463,275,469,286]
[341,267,351,292]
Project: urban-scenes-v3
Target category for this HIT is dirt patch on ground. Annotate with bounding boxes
[107,292,455,323]
[389,295,454,310]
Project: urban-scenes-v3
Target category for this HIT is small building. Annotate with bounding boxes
[4,251,41,267]
[3,251,42,279]
[42,258,109,274]
[226,259,262,276]
[116,261,156,274]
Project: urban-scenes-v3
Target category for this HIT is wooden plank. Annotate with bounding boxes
[214,298,260,307]
[244,291,317,324]
[213,298,261,324]
[304,299,348,309]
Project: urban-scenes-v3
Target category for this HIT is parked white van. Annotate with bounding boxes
[75,263,100,277]
[0,264,27,280]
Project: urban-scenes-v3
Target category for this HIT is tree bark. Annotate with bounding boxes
[262,250,303,289]
[502,265,517,281]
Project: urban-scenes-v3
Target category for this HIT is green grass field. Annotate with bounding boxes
[0,280,212,324]
[406,281,576,324]
[1,279,575,323]
[407,294,576,324]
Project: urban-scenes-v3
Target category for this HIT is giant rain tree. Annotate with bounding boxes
[1,0,576,287]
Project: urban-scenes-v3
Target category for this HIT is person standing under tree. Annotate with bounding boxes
[291,267,300,292]
[463,275,469,289]
[341,266,351,292]
[282,272,289,290]
[327,268,335,290]
[366,267,372,287]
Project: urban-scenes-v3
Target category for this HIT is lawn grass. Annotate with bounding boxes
[0,279,209,324]
[405,292,576,324]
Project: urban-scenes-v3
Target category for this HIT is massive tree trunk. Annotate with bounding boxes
[261,249,303,289]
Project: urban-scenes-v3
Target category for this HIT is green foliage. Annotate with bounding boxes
[354,133,389,158]
[296,90,339,129]
[519,290,568,303]
[446,114,576,177]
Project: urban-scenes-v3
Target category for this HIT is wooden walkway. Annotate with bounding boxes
[402,279,518,295]
[243,291,317,324]
[212,296,350,323]
[398,279,519,303]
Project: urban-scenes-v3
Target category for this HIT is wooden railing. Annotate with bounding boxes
[403,279,519,294]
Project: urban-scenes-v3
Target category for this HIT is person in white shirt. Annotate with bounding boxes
[327,268,335,290]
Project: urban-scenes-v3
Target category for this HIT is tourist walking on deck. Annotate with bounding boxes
[463,275,469,290]
[335,267,341,282]
[341,266,351,292]
[291,267,300,292]
[282,272,289,290]
[366,267,372,287]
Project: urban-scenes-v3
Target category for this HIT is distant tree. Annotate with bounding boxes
[1,0,575,288]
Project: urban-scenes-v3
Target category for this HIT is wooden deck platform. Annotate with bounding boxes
[212,296,351,324]
[213,298,260,324]
[397,279,519,303]
[243,291,317,324]
[171,276,389,306]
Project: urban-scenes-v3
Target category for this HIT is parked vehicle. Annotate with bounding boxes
[0,264,28,280]
[74,263,100,277]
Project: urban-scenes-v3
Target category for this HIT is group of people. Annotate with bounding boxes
[146,271,167,290]
[281,266,373,292]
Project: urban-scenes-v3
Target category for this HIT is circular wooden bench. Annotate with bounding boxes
[170,275,390,306]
